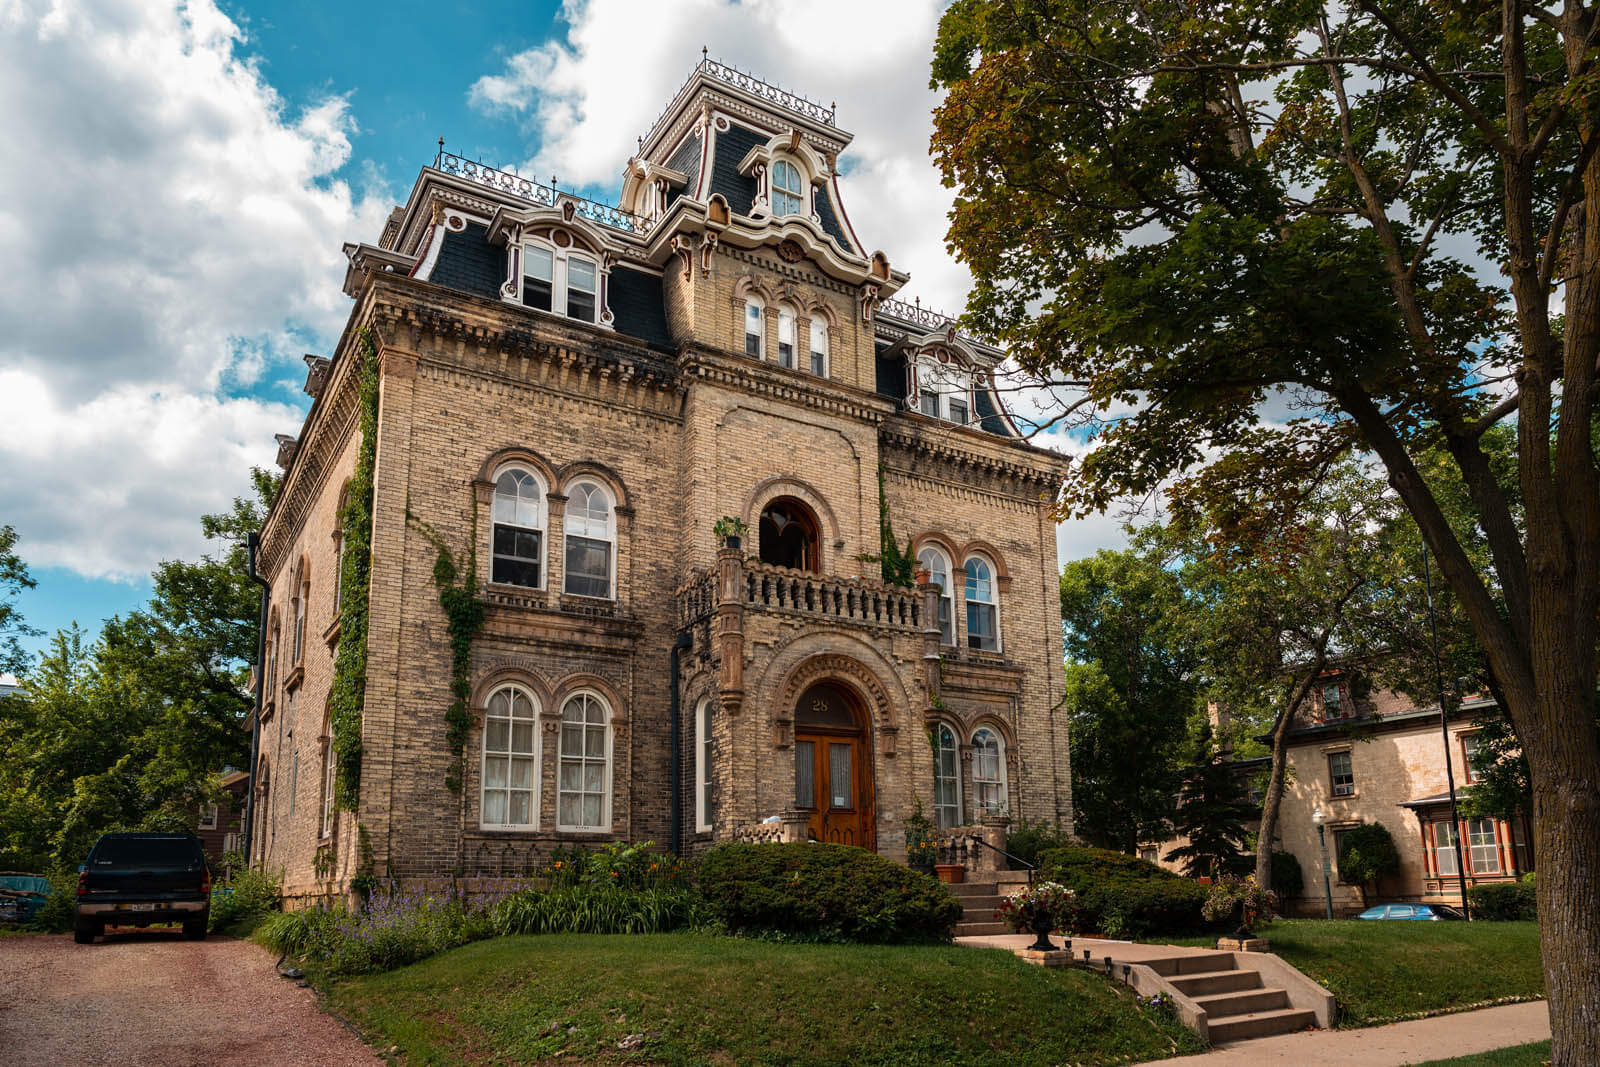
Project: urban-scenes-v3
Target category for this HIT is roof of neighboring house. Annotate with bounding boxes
[1279,694,1498,744]
[1400,789,1471,810]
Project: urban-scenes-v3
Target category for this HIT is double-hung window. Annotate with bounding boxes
[558,692,610,830]
[521,242,600,325]
[1467,817,1501,874]
[809,318,827,376]
[481,686,538,828]
[964,555,999,651]
[523,246,555,312]
[491,468,544,588]
[772,160,804,216]
[971,728,1007,816]
[917,547,954,645]
[566,256,597,322]
[1329,751,1355,796]
[696,699,714,832]
[933,723,961,828]
[564,481,614,599]
[744,299,765,357]
[777,307,796,369]
[1435,820,1460,876]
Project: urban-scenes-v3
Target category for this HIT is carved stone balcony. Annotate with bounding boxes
[675,561,921,634]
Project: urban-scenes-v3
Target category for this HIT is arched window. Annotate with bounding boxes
[777,306,797,369]
[964,555,999,652]
[564,481,615,598]
[264,617,278,702]
[917,546,954,645]
[558,691,611,830]
[492,468,545,588]
[696,698,714,832]
[254,762,270,862]
[772,160,804,216]
[481,685,539,828]
[933,722,961,829]
[759,497,820,572]
[319,725,336,839]
[972,727,1008,816]
[809,317,827,376]
[291,562,308,664]
[288,748,300,816]
[744,297,765,358]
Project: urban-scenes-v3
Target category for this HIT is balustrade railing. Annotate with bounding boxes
[879,296,958,332]
[676,569,716,626]
[743,562,920,631]
[729,822,786,844]
[433,149,642,233]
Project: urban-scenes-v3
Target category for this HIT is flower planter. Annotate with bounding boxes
[934,864,965,884]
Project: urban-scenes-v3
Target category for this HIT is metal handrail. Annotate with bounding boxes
[944,833,1036,886]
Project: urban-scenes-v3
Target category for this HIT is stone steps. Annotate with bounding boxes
[950,880,1007,937]
[1206,1007,1319,1044]
[1156,956,1316,1045]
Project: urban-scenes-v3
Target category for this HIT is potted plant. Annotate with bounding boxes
[712,516,748,551]
[904,799,937,875]
[1202,874,1278,942]
[996,881,1079,952]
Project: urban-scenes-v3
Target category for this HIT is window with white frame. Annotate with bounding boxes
[917,546,955,645]
[199,803,218,830]
[964,555,999,651]
[288,749,299,816]
[292,564,307,664]
[809,317,827,376]
[1461,733,1483,784]
[771,159,804,216]
[1435,819,1460,876]
[521,241,600,324]
[916,359,972,423]
[564,481,614,598]
[481,686,539,829]
[264,623,277,698]
[777,306,797,369]
[1329,750,1355,796]
[320,734,336,838]
[744,298,765,358]
[1468,817,1501,874]
[696,698,714,832]
[972,727,1008,816]
[933,722,961,829]
[558,691,611,829]
[491,468,544,588]
[1322,683,1344,715]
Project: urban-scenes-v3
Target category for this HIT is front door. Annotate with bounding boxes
[793,682,874,849]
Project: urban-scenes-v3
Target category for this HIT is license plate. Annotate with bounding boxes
[129,903,155,912]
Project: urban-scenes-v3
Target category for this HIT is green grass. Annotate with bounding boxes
[326,933,1206,1065]
[1406,1039,1551,1066]
[1167,919,1543,1026]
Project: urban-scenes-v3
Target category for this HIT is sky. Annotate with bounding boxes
[0,0,1130,665]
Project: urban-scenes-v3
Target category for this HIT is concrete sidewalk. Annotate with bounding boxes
[1142,999,1549,1065]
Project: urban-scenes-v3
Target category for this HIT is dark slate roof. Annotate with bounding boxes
[708,123,763,216]
[874,341,906,403]
[609,267,673,350]
[816,186,854,255]
[665,131,703,210]
[428,223,502,300]
[974,381,1015,437]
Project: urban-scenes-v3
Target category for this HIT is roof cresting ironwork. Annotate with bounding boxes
[432,140,642,234]
[638,50,838,152]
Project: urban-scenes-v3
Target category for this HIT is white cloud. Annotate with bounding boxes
[0,0,392,579]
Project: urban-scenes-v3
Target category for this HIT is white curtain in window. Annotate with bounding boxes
[558,693,610,828]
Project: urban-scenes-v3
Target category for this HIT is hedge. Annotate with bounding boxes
[1035,846,1212,938]
[697,842,962,943]
[1467,878,1537,921]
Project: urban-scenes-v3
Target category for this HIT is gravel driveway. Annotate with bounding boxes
[0,929,379,1066]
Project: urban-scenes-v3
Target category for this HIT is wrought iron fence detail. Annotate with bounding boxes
[879,296,958,332]
[433,149,641,234]
[698,57,836,127]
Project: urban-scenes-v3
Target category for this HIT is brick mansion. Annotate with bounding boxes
[247,59,1074,898]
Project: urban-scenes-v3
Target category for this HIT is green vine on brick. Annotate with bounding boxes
[406,505,485,793]
[858,466,915,587]
[328,329,379,810]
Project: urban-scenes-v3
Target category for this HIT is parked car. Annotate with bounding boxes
[0,871,52,925]
[73,833,211,943]
[1356,903,1463,921]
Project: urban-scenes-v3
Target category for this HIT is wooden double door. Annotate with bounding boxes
[794,683,874,849]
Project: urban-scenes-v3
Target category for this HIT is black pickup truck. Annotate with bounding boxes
[74,833,211,943]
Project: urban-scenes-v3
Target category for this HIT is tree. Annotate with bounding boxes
[932,5,1600,1057]
[0,524,40,677]
[1336,822,1403,908]
[1060,542,1200,852]
[1164,723,1256,878]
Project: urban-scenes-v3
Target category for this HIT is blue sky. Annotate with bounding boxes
[0,0,1123,671]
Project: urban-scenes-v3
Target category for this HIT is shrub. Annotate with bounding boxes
[209,866,281,935]
[1004,817,1075,869]
[1270,851,1304,899]
[27,871,77,933]
[1335,822,1402,905]
[1467,880,1537,921]
[254,883,495,976]
[491,885,704,935]
[1036,847,1212,938]
[1201,875,1277,932]
[697,842,962,943]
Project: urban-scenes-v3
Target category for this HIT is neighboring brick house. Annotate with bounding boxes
[196,769,249,871]
[1145,680,1532,916]
[248,59,1074,902]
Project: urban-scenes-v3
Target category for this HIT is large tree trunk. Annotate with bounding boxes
[1254,667,1321,894]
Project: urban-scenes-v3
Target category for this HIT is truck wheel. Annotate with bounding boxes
[73,921,98,944]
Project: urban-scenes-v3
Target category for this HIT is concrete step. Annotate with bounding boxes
[961,904,1003,920]
[1144,953,1236,977]
[1207,1007,1317,1044]
[1167,969,1262,997]
[946,882,997,897]
[1193,986,1288,1018]
[953,920,1011,936]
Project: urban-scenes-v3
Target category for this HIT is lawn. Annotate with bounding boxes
[325,933,1206,1066]
[1168,919,1543,1026]
[1407,1040,1552,1066]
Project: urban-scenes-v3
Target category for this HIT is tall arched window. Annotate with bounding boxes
[759,497,820,572]
[319,720,336,839]
[696,698,714,833]
[808,317,827,376]
[917,546,954,645]
[772,160,804,216]
[291,562,308,664]
[481,685,539,828]
[777,306,797,369]
[558,691,611,830]
[332,487,347,618]
[492,468,545,588]
[564,481,614,598]
[964,555,1000,652]
[744,297,765,358]
[264,616,279,703]
[933,722,961,829]
[972,727,1008,816]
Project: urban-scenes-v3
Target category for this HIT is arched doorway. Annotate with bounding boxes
[793,681,875,848]
[759,497,820,571]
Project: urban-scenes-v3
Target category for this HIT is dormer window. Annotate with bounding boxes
[524,246,554,312]
[567,256,597,322]
[772,160,804,216]
[777,307,796,369]
[745,298,765,357]
[916,359,973,424]
[519,239,602,325]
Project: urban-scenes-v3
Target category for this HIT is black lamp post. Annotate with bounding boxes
[1421,547,1472,920]
[1313,807,1334,920]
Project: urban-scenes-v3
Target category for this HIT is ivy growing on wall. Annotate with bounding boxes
[406,507,485,793]
[873,466,916,587]
[327,330,378,809]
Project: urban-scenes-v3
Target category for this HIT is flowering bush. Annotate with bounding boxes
[1201,874,1278,933]
[995,881,1080,935]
